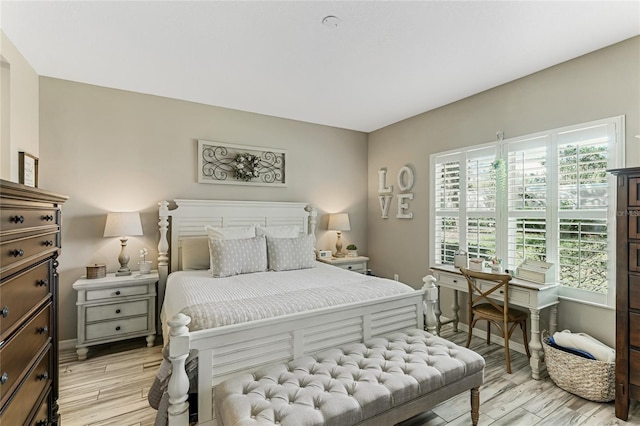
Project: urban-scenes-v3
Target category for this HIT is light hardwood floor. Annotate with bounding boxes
[59,328,640,426]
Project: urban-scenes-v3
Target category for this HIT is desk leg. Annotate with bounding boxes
[452,289,460,332]
[529,308,543,380]
[549,305,558,335]
[435,286,443,335]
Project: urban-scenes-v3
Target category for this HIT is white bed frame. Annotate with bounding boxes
[157,199,439,426]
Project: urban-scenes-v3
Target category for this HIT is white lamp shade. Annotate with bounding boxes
[328,213,351,231]
[103,212,143,237]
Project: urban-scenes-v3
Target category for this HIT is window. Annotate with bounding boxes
[430,116,624,306]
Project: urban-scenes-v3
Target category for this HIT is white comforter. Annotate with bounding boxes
[163,261,414,333]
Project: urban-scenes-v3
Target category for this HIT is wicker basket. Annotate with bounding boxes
[542,332,615,402]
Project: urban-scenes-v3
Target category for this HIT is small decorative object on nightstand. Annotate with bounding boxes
[346,244,358,257]
[73,271,158,360]
[318,255,369,274]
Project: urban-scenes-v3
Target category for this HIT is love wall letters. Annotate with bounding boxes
[378,166,414,219]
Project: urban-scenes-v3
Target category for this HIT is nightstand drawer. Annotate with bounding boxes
[85,285,148,301]
[85,315,149,341]
[86,299,149,322]
[337,261,366,272]
[436,271,466,291]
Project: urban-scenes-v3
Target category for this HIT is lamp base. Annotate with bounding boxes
[334,252,346,258]
[116,269,132,276]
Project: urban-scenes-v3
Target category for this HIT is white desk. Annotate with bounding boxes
[430,265,559,380]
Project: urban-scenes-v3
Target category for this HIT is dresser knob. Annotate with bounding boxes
[0,372,7,384]
[43,240,54,247]
[116,309,121,314]
[37,326,49,334]
[37,372,49,381]
[1,306,8,318]
[10,249,24,257]
[43,214,54,221]
[115,290,121,296]
[36,420,49,426]
[37,279,49,287]
[9,215,24,223]
[115,326,121,331]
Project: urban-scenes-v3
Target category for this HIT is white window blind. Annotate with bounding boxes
[430,116,624,307]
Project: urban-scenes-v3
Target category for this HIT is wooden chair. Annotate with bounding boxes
[460,268,531,373]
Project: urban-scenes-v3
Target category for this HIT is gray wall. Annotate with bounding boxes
[367,36,640,347]
[39,78,368,341]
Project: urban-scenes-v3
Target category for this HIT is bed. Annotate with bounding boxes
[154,199,439,426]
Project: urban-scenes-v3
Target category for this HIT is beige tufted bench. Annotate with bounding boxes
[215,329,485,425]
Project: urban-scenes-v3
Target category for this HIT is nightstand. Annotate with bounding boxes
[318,256,369,274]
[73,272,158,360]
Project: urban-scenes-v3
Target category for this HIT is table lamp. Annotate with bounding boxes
[103,212,143,276]
[328,213,351,258]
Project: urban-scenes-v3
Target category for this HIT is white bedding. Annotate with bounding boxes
[162,261,414,335]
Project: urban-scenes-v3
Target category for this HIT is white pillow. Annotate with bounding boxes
[256,225,302,239]
[181,237,210,270]
[266,234,315,272]
[208,235,268,278]
[205,225,256,240]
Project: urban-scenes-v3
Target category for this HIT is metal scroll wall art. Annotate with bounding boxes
[197,140,287,186]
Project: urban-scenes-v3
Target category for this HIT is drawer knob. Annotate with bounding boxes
[348,266,353,270]
[453,280,457,283]
[37,372,49,381]
[0,372,7,384]
[43,240,54,247]
[36,421,49,426]
[10,249,24,257]
[9,215,24,223]
[116,326,121,331]
[115,290,121,296]
[43,214,54,221]
[37,326,49,334]
[1,306,8,318]
[116,309,121,314]
[37,279,49,287]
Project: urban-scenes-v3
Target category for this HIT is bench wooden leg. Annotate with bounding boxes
[470,386,480,426]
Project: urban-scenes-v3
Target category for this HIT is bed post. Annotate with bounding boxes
[305,205,317,235]
[422,275,438,335]
[158,200,170,311]
[167,313,191,426]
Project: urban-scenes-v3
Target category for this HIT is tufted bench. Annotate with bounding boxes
[215,329,485,425]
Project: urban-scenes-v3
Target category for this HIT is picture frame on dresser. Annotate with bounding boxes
[18,151,38,188]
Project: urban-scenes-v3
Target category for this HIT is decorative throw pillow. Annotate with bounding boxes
[256,225,302,239]
[205,225,256,240]
[266,234,315,272]
[181,237,210,270]
[208,235,267,278]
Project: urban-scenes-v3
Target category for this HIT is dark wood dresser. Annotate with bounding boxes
[610,167,640,420]
[0,180,68,425]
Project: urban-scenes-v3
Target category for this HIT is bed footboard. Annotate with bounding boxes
[166,289,431,426]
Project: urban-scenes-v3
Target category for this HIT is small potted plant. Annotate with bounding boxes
[346,244,358,257]
[139,248,152,274]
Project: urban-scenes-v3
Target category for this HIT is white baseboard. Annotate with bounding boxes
[59,338,77,351]
[438,315,529,355]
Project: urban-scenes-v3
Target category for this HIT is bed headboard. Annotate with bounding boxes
[157,199,317,307]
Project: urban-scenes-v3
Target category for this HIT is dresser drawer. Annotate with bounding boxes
[631,275,640,311]
[0,261,51,340]
[630,210,640,239]
[30,395,49,426]
[1,232,58,272]
[86,299,149,322]
[630,349,640,387]
[630,177,640,207]
[631,243,640,273]
[85,315,149,341]
[0,347,50,425]
[85,285,149,301]
[0,208,58,233]
[0,304,50,406]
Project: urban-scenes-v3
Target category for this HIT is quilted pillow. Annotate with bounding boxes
[266,234,315,272]
[208,235,267,278]
[205,225,256,240]
[256,225,301,239]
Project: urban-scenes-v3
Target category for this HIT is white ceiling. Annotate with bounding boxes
[1,1,639,132]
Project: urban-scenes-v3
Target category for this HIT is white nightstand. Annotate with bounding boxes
[73,272,158,360]
[318,256,369,274]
